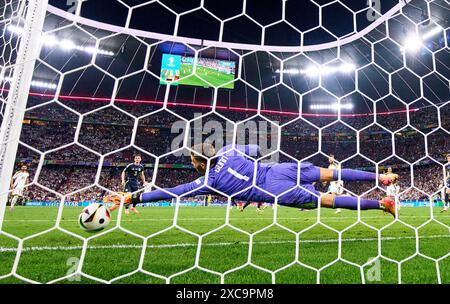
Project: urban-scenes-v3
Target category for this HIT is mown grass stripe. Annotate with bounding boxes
[1,234,448,253]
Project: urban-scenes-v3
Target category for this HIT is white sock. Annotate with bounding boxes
[11,196,18,208]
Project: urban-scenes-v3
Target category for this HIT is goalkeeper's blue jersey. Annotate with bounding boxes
[141,145,321,207]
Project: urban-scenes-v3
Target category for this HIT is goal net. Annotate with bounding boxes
[0,0,449,284]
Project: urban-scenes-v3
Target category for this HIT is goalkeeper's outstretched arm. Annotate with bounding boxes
[136,177,212,204]
[106,177,213,211]
[107,143,263,210]
[134,144,259,205]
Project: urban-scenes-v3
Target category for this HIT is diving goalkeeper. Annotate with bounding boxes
[104,144,398,217]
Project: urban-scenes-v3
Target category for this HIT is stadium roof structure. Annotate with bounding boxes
[5,0,450,114]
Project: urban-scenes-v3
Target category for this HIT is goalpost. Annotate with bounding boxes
[0,0,48,230]
[0,0,448,284]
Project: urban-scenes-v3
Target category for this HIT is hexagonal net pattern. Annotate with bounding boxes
[0,0,449,284]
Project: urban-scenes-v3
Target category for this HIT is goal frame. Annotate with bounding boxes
[0,0,49,230]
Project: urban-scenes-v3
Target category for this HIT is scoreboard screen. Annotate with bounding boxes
[160,54,236,89]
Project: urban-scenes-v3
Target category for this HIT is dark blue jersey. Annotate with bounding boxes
[123,163,144,185]
[446,164,450,188]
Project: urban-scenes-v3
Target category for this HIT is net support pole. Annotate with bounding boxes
[0,0,48,230]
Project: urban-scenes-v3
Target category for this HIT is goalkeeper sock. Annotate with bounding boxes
[333,169,377,182]
[333,196,381,210]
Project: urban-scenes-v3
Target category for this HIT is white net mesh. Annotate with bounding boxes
[0,0,449,284]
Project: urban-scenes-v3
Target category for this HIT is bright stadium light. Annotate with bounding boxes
[0,76,57,90]
[6,24,23,35]
[30,80,58,89]
[341,63,356,73]
[401,26,443,53]
[276,63,355,76]
[401,35,423,53]
[275,68,300,74]
[302,66,321,76]
[310,103,354,111]
[6,25,115,56]
[302,64,356,77]
[42,35,58,47]
[421,26,442,40]
[60,39,76,51]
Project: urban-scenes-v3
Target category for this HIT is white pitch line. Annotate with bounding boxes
[0,235,448,253]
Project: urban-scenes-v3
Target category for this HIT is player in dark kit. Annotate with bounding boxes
[442,153,450,213]
[113,154,146,214]
[104,143,399,217]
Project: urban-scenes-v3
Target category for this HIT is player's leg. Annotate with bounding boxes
[395,195,401,211]
[318,167,398,186]
[10,194,19,211]
[128,185,140,214]
[130,199,140,214]
[299,163,397,189]
[256,202,265,213]
[319,193,396,217]
[441,191,449,212]
[328,183,342,214]
[240,201,251,212]
[281,183,396,217]
[123,182,132,214]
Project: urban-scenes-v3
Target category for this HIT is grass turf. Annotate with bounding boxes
[0,205,449,284]
[178,65,235,88]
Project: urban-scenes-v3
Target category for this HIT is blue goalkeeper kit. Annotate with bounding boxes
[141,145,321,207]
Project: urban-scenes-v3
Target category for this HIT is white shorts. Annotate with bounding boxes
[12,188,24,197]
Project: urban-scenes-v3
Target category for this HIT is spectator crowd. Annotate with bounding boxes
[13,97,449,204]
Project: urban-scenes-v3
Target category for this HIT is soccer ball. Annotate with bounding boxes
[78,203,111,232]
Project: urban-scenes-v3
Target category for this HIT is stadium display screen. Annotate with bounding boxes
[160,54,236,89]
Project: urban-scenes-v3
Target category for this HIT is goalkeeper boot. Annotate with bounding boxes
[381,196,397,218]
[131,207,140,214]
[379,173,399,186]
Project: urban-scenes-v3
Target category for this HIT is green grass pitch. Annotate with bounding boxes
[0,206,449,284]
[178,65,235,89]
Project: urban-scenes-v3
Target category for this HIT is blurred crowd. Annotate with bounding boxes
[14,97,449,203]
